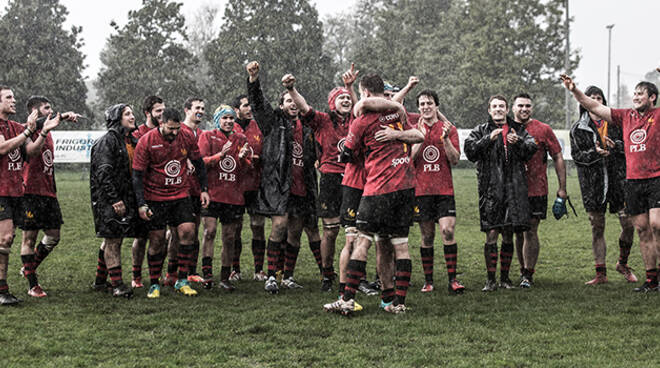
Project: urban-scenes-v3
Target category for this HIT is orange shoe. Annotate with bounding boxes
[131,277,144,288]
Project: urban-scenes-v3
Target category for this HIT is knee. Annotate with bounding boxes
[440,225,455,242]
[42,235,60,250]
[203,227,217,242]
[0,232,15,248]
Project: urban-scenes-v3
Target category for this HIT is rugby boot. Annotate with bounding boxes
[615,262,638,283]
[201,276,214,289]
[265,276,279,294]
[91,281,112,293]
[0,292,22,305]
[481,279,497,292]
[633,280,659,293]
[448,279,465,294]
[358,280,378,296]
[253,270,267,281]
[187,274,204,283]
[174,279,198,296]
[163,273,177,287]
[131,277,144,289]
[229,271,241,282]
[282,277,303,289]
[585,274,608,285]
[499,277,515,289]
[147,284,161,299]
[320,277,333,292]
[112,283,133,298]
[323,298,358,315]
[420,282,434,293]
[27,284,47,298]
[519,276,532,289]
[368,278,382,291]
[383,303,407,314]
[218,280,236,292]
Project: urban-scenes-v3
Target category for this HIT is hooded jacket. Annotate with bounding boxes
[569,111,626,211]
[247,78,317,216]
[90,104,139,238]
[464,115,538,232]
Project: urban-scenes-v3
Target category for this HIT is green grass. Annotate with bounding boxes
[1,168,659,368]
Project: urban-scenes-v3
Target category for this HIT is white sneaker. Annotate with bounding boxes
[281,277,303,289]
[265,276,279,294]
[323,298,356,315]
[253,270,267,281]
[229,271,241,281]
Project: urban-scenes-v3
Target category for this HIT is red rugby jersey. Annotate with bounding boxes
[523,119,562,196]
[413,121,459,196]
[132,123,154,140]
[132,127,201,201]
[181,123,203,197]
[23,129,56,197]
[611,107,660,180]
[198,130,247,205]
[345,111,416,196]
[0,119,26,197]
[234,119,263,192]
[301,109,350,175]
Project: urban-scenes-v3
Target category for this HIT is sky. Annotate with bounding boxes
[2,0,659,103]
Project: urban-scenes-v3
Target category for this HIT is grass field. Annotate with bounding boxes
[1,168,659,368]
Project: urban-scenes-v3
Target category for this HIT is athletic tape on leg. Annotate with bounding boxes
[390,237,409,245]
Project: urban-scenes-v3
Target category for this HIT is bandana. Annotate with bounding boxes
[213,105,236,130]
[327,87,350,111]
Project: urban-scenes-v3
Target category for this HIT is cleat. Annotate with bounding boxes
[187,274,204,283]
[380,300,392,310]
[265,276,279,294]
[616,262,638,283]
[201,276,214,289]
[163,273,177,287]
[368,279,381,291]
[482,279,497,292]
[448,279,465,294]
[323,298,357,315]
[131,277,144,288]
[585,274,608,285]
[27,285,47,298]
[229,271,241,282]
[91,281,112,293]
[0,292,22,305]
[358,280,378,296]
[112,283,133,298]
[174,280,198,296]
[383,303,407,314]
[253,270,267,281]
[147,284,161,299]
[420,283,434,293]
[519,276,532,289]
[19,266,25,278]
[499,278,515,289]
[282,277,303,289]
[218,280,236,292]
[633,280,659,293]
[275,270,283,283]
[320,277,333,292]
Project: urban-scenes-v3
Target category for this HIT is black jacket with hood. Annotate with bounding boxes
[464,115,538,232]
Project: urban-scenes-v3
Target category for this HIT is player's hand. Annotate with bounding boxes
[200,192,210,209]
[112,200,126,217]
[281,74,296,90]
[61,111,80,122]
[342,63,359,86]
[406,76,419,89]
[238,142,249,159]
[556,189,568,199]
[138,205,153,221]
[247,61,259,82]
[220,140,232,156]
[26,110,38,132]
[596,146,610,156]
[560,74,575,92]
[490,128,503,141]
[437,110,449,123]
[375,125,399,142]
[506,128,519,144]
[43,113,61,133]
[604,136,616,149]
[442,121,453,139]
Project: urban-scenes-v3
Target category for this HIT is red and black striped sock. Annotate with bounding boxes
[147,252,165,286]
[444,243,458,280]
[108,266,123,288]
[276,242,286,274]
[34,242,53,269]
[202,256,213,279]
[420,246,434,283]
[595,263,607,276]
[309,240,322,275]
[618,239,632,265]
[177,243,194,280]
[283,243,300,279]
[95,248,108,285]
[266,240,281,277]
[190,240,200,275]
[484,243,498,281]
[381,288,395,304]
[132,264,141,280]
[167,256,178,276]
[500,242,514,280]
[232,237,242,273]
[220,266,231,282]
[645,269,658,286]
[322,266,335,280]
[343,259,366,301]
[21,254,38,289]
[395,259,412,306]
[0,279,8,294]
[252,239,266,273]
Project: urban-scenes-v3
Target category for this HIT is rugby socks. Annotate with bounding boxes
[232,238,242,273]
[132,264,142,280]
[484,243,498,281]
[34,242,53,268]
[283,243,301,279]
[618,239,633,265]
[338,282,346,297]
[322,266,335,280]
[523,268,535,279]
[0,279,8,294]
[276,243,286,274]
[266,240,281,277]
[220,266,231,282]
[343,260,366,301]
[202,257,213,279]
[381,288,395,304]
[595,263,607,277]
[252,239,266,273]
[309,240,323,275]
[420,247,434,283]
[394,259,412,306]
[21,254,38,289]
[167,256,178,277]
[147,252,165,286]
[645,269,658,286]
[108,266,123,288]
[500,242,514,280]
[444,243,458,281]
[177,243,194,280]
[95,248,108,285]
[190,240,200,275]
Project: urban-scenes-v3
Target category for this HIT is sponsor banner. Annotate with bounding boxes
[456,129,572,161]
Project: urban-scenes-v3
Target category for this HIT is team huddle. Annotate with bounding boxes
[0,64,659,314]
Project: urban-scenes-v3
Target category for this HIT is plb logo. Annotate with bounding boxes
[220,156,236,172]
[422,145,440,163]
[8,148,20,162]
[292,142,303,159]
[7,148,21,171]
[42,149,53,167]
[629,129,647,153]
[336,138,346,153]
[165,160,182,177]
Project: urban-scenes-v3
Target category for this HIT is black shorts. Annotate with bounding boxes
[318,173,343,218]
[625,177,660,216]
[528,195,548,220]
[583,192,626,214]
[340,186,363,227]
[19,194,63,230]
[414,195,456,222]
[0,196,23,226]
[146,198,195,231]
[356,189,415,238]
[201,202,244,224]
[190,196,202,217]
[287,194,315,219]
[244,190,259,215]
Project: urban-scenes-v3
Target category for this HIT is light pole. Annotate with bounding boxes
[564,0,570,128]
[606,24,615,104]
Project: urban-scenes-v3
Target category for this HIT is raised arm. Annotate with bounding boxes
[0,110,37,155]
[246,61,275,136]
[26,113,60,157]
[282,74,311,115]
[392,76,419,104]
[561,74,612,122]
[342,63,359,107]
[355,97,404,117]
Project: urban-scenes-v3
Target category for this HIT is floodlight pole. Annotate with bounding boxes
[606,24,615,104]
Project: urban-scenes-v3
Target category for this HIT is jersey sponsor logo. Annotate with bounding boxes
[629,129,647,153]
[378,113,400,123]
[42,149,54,167]
[151,144,163,149]
[181,148,187,156]
[422,145,440,163]
[165,160,182,177]
[391,156,410,168]
[7,148,22,171]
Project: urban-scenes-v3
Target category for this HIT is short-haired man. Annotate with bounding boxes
[464,95,537,292]
[20,96,78,297]
[562,74,660,292]
[511,93,567,289]
[132,107,210,298]
[0,87,60,305]
[410,89,465,294]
